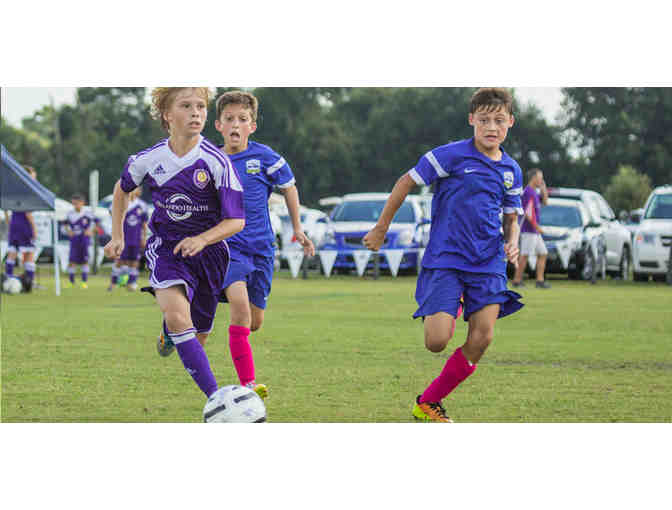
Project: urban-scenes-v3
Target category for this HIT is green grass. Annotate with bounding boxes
[1,267,671,422]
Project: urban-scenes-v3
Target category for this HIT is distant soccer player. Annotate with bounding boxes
[65,193,99,289]
[107,186,149,292]
[4,166,38,292]
[194,90,313,399]
[104,87,244,400]
[363,88,524,422]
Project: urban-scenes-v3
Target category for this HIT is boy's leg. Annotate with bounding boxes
[225,282,257,387]
[68,264,76,284]
[128,261,140,291]
[81,264,89,287]
[109,261,121,290]
[5,249,16,276]
[155,286,218,398]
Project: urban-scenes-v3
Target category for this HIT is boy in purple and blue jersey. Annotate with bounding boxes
[107,187,149,291]
[364,88,524,422]
[65,193,99,289]
[105,88,245,402]
[205,90,315,399]
[4,166,38,291]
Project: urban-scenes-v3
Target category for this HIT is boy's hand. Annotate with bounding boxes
[503,241,519,268]
[363,225,387,251]
[174,235,207,258]
[294,231,315,257]
[105,238,124,259]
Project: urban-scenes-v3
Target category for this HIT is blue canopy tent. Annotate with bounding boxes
[1,144,62,295]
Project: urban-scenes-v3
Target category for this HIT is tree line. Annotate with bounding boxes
[2,87,670,212]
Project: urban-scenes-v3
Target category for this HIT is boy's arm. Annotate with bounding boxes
[104,180,130,259]
[281,184,315,257]
[363,173,417,251]
[502,212,520,268]
[173,218,245,258]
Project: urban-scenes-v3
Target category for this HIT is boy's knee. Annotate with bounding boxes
[424,332,451,353]
[164,311,192,333]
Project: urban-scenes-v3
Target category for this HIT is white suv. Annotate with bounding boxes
[632,185,672,282]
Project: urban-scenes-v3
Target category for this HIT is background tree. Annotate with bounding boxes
[603,165,652,214]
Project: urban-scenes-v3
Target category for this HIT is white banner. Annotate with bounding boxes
[556,242,571,270]
[318,250,338,278]
[285,250,304,279]
[352,250,371,277]
[417,248,425,273]
[383,249,404,277]
[0,240,6,262]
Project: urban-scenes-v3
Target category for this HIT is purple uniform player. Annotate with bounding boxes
[107,187,149,292]
[66,194,98,289]
[4,166,38,291]
[105,88,245,402]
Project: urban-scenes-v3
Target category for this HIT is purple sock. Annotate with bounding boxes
[5,259,15,277]
[171,329,218,397]
[68,268,75,283]
[24,262,35,284]
[81,265,89,282]
[128,268,138,284]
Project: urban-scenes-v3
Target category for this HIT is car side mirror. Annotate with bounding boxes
[584,222,601,230]
[316,217,327,224]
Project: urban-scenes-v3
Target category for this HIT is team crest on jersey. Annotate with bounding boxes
[193,169,210,189]
[246,159,261,174]
[503,171,514,189]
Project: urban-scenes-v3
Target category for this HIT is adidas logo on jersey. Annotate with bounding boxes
[154,164,166,175]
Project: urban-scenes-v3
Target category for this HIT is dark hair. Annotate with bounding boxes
[216,91,259,122]
[527,168,542,182]
[470,88,514,115]
[71,193,85,201]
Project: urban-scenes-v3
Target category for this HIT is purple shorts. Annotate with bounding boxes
[145,235,230,334]
[69,238,90,265]
[8,232,35,252]
[120,244,142,262]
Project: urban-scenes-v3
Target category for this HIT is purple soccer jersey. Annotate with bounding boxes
[67,209,97,264]
[120,136,244,242]
[520,185,541,234]
[123,198,149,247]
[8,211,34,248]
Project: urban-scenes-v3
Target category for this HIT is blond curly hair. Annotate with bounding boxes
[150,87,211,132]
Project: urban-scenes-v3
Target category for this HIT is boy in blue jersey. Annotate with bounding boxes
[207,90,314,398]
[363,88,524,422]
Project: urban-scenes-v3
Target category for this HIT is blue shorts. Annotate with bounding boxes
[219,251,274,310]
[413,267,523,321]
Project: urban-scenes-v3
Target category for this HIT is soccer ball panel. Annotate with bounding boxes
[3,277,22,294]
[203,385,266,423]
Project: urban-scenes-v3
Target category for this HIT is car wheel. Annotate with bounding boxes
[619,246,631,280]
[580,250,595,281]
[633,272,649,282]
[652,274,667,283]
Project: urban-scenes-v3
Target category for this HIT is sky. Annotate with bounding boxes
[1,87,565,128]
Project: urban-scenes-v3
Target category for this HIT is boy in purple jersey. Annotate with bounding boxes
[105,87,245,402]
[107,187,148,292]
[195,90,314,399]
[65,193,99,289]
[4,166,38,292]
[511,168,551,288]
[364,88,524,422]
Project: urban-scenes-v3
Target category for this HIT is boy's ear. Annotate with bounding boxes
[250,121,258,134]
[508,115,515,127]
[468,113,474,126]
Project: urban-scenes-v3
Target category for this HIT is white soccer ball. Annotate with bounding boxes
[3,277,22,295]
[203,385,266,423]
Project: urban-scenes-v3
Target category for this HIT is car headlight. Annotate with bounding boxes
[397,228,414,246]
[321,228,335,247]
[635,233,656,244]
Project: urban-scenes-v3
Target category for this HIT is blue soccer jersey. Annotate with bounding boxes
[408,138,523,275]
[120,136,244,242]
[222,141,296,256]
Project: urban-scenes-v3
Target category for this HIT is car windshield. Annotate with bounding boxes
[644,194,672,219]
[539,205,583,228]
[332,200,415,223]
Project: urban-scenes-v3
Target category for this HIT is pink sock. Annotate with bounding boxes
[420,347,476,403]
[229,325,255,386]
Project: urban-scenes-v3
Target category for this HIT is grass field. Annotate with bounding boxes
[1,266,671,423]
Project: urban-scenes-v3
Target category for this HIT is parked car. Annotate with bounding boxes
[272,205,327,268]
[547,187,632,279]
[632,185,672,282]
[319,193,428,274]
[537,198,605,280]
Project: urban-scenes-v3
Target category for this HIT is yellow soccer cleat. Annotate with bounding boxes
[412,396,453,423]
[80,282,88,289]
[247,383,269,400]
